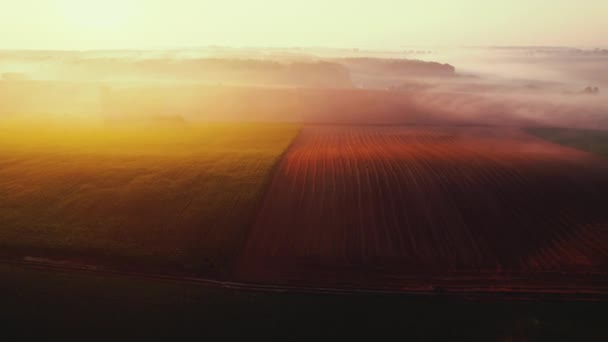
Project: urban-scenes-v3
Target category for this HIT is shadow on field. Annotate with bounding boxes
[0,264,606,340]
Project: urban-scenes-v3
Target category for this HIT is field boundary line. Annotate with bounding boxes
[3,258,608,302]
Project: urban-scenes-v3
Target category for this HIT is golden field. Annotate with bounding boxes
[0,120,300,274]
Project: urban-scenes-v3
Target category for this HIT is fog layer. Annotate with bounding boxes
[1,47,606,129]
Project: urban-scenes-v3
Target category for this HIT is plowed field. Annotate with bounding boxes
[237,126,608,290]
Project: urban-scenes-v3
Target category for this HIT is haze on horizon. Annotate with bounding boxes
[1,0,607,50]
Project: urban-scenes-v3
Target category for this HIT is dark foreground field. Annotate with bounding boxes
[1,263,606,340]
[237,126,608,291]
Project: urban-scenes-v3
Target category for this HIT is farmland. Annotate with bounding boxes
[2,262,606,339]
[237,125,608,289]
[0,120,300,274]
[2,120,607,292]
[527,127,608,159]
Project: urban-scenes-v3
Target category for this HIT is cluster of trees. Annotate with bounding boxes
[336,58,456,77]
[583,86,600,94]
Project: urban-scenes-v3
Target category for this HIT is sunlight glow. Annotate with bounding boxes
[1,0,606,49]
[55,0,135,34]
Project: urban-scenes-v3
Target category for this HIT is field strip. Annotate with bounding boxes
[3,258,608,301]
[0,123,301,275]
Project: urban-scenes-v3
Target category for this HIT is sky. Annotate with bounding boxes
[1,0,607,50]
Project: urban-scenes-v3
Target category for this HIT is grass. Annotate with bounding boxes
[528,127,608,159]
[0,120,300,274]
[1,263,606,339]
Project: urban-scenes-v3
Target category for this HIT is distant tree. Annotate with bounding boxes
[582,86,600,95]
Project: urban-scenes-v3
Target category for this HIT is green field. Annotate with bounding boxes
[528,127,608,159]
[0,121,299,274]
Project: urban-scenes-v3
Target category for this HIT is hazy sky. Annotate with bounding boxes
[2,0,607,50]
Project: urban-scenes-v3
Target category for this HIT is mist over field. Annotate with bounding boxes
[0,46,607,129]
